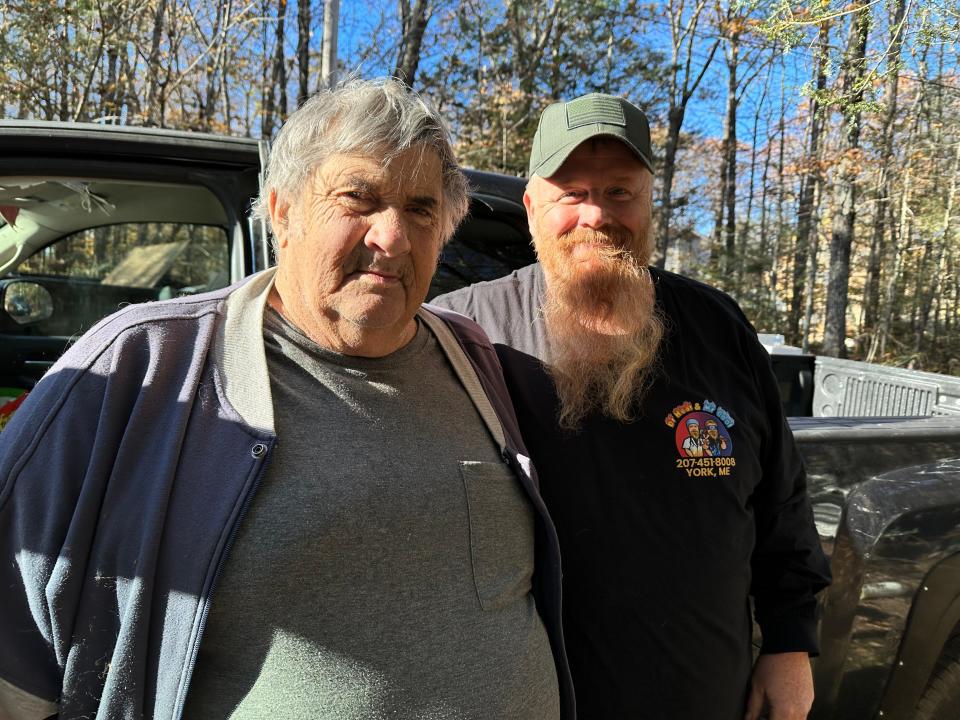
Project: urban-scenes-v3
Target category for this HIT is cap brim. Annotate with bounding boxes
[531,128,653,178]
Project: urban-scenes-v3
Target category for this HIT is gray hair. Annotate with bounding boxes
[250,77,469,242]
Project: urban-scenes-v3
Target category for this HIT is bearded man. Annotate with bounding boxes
[432,93,831,720]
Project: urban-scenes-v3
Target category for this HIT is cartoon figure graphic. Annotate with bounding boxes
[673,407,734,459]
[680,418,706,457]
[703,419,728,457]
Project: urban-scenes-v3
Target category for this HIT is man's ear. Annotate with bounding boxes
[268,189,292,248]
[523,188,536,238]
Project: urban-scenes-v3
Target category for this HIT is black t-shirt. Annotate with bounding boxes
[432,264,831,720]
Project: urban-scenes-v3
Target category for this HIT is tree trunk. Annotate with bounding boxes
[711,117,728,264]
[722,32,739,279]
[394,0,431,86]
[945,258,960,336]
[202,0,229,129]
[58,5,70,120]
[654,0,720,268]
[275,1,288,120]
[602,23,614,92]
[656,105,685,267]
[914,98,959,355]
[758,129,773,270]
[218,1,235,129]
[103,13,120,124]
[144,0,168,125]
[801,182,823,353]
[297,0,311,105]
[711,28,738,275]
[771,74,786,319]
[508,0,562,99]
[119,37,140,123]
[498,0,563,168]
[263,0,288,137]
[868,28,931,362]
[741,67,771,295]
[788,20,828,344]
[320,0,339,88]
[261,0,275,134]
[862,0,907,334]
[822,5,870,358]
[220,46,232,129]
[870,171,912,362]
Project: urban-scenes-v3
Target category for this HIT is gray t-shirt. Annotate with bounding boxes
[183,307,559,719]
[430,263,552,362]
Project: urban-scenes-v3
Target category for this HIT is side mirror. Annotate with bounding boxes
[3,281,54,325]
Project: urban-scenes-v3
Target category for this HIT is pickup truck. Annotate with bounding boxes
[2,122,959,719]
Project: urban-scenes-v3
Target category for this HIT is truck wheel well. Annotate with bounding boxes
[914,631,960,720]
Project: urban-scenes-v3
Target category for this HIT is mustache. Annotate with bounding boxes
[555,226,636,254]
[345,254,411,278]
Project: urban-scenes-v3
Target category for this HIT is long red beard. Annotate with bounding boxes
[537,226,664,429]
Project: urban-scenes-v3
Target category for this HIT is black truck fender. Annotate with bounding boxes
[876,552,960,719]
[811,459,960,719]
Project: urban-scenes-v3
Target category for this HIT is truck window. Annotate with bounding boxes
[19,222,229,291]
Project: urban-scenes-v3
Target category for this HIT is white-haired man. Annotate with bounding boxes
[434,93,831,720]
[0,79,572,720]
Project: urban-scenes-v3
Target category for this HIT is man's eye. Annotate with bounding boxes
[408,206,435,224]
[559,191,583,202]
[341,192,374,209]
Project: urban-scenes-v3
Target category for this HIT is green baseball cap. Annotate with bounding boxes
[528,93,653,178]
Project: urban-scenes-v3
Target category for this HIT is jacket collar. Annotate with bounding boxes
[216,267,277,434]
[213,267,506,453]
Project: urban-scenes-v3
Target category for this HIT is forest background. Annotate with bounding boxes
[1,0,959,370]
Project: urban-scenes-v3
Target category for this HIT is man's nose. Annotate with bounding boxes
[365,207,410,256]
[578,198,608,229]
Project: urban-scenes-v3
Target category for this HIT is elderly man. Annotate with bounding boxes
[434,93,831,720]
[0,79,571,720]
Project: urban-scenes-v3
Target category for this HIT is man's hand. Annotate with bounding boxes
[744,652,814,720]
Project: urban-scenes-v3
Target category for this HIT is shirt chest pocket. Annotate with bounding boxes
[459,460,536,611]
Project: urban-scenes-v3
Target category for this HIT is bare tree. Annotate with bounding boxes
[654,0,721,268]
[262,0,289,137]
[913,44,957,359]
[862,0,908,335]
[788,19,829,345]
[143,0,169,125]
[822,3,870,357]
[297,0,311,105]
[711,2,773,284]
[394,0,432,86]
[200,0,232,129]
[320,0,339,88]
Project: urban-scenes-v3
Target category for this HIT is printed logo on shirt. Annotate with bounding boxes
[664,399,736,477]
